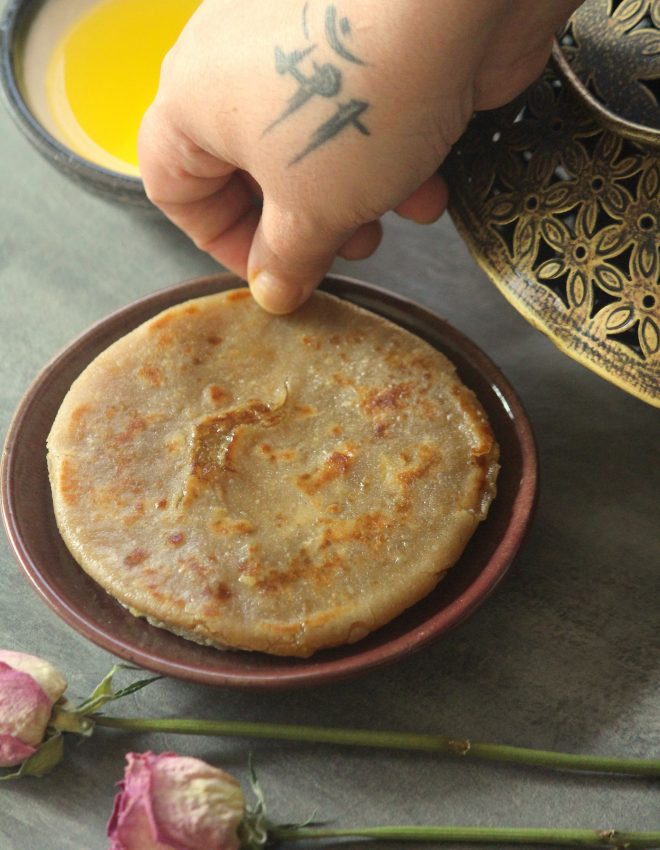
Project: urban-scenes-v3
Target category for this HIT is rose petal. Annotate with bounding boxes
[151,755,244,850]
[0,651,67,703]
[0,663,53,748]
[109,789,173,850]
[0,733,37,768]
[108,753,244,850]
[109,752,168,850]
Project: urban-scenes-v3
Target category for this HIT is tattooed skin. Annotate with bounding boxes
[325,5,366,65]
[290,99,370,164]
[264,48,342,133]
[265,3,370,165]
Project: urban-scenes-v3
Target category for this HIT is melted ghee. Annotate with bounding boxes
[46,0,201,175]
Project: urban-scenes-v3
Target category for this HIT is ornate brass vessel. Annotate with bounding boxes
[446,0,659,406]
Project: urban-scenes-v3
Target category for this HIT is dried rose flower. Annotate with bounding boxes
[107,751,246,850]
[104,751,660,850]
[0,650,67,768]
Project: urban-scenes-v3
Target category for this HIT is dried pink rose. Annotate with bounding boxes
[108,751,246,850]
[0,650,67,767]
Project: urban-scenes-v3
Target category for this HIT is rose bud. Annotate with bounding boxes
[108,751,246,850]
[0,650,67,768]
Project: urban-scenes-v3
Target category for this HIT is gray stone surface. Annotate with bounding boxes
[1,83,658,849]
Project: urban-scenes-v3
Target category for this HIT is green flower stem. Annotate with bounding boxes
[92,716,660,777]
[270,826,660,848]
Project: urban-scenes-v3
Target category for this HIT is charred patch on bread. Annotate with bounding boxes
[297,445,357,495]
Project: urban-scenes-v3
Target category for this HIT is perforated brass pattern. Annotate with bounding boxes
[445,70,659,406]
[554,0,660,143]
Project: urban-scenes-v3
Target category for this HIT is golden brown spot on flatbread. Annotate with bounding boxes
[190,396,286,486]
[109,416,147,448]
[332,372,355,388]
[155,331,174,348]
[294,404,317,416]
[165,435,184,454]
[207,335,222,346]
[58,458,79,506]
[201,591,232,616]
[226,289,251,302]
[255,547,340,593]
[214,582,232,601]
[297,447,356,495]
[155,499,168,510]
[149,313,175,331]
[211,518,254,535]
[362,383,410,413]
[397,444,442,488]
[123,501,146,527]
[183,305,200,315]
[67,404,91,439]
[124,548,149,567]
[117,474,145,497]
[301,334,322,349]
[166,532,185,547]
[207,385,231,406]
[259,443,297,463]
[137,365,163,387]
[320,511,393,552]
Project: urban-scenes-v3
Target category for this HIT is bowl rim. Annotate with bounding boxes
[0,273,539,687]
[551,38,660,149]
[0,0,145,196]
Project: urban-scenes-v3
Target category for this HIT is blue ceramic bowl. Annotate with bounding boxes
[0,0,148,205]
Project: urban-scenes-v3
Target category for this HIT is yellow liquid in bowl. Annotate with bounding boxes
[46,0,201,175]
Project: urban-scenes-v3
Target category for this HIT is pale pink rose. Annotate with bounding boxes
[0,650,67,768]
[108,752,246,850]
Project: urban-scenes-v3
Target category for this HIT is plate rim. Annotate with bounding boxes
[1,273,538,688]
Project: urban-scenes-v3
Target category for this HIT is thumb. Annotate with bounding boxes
[247,199,349,314]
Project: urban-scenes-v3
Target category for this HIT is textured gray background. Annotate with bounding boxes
[1,71,658,849]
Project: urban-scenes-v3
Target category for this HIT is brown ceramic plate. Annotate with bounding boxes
[1,274,537,688]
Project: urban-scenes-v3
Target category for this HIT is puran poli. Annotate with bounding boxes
[47,289,499,657]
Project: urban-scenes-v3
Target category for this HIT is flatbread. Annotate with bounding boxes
[47,289,499,657]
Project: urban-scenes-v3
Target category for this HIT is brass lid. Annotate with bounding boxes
[553,0,659,148]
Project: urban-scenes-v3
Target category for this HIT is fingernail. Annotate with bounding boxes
[250,271,303,314]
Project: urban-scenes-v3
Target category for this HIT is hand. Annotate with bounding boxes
[139,0,581,312]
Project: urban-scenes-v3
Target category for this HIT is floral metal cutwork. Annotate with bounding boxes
[557,0,660,133]
[445,70,659,405]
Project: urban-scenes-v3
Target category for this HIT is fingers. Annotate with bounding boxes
[394,172,449,223]
[338,221,383,261]
[141,103,388,309]
[248,176,451,314]
[247,199,353,314]
[138,105,259,276]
